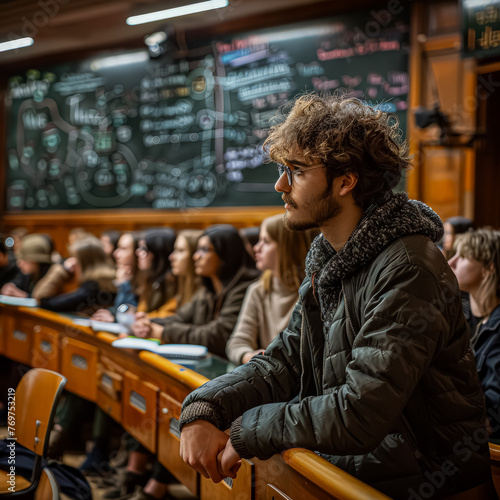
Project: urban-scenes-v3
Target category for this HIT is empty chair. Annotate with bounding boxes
[0,368,66,497]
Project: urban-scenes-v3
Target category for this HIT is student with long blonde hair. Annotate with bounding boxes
[226,214,318,365]
[449,228,500,438]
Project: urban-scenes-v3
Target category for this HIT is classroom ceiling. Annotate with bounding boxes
[0,0,341,68]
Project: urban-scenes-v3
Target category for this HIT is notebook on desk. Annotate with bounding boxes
[0,295,38,307]
[111,337,208,360]
[90,321,130,334]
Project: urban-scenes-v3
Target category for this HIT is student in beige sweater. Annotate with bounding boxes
[226,214,318,365]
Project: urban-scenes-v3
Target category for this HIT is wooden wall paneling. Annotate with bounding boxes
[408,1,478,222]
[419,146,465,221]
[1,207,282,258]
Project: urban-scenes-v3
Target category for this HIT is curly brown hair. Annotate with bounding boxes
[264,94,411,209]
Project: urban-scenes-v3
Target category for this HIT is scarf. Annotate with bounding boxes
[305,192,444,332]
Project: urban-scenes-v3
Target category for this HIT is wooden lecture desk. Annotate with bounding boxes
[0,302,390,500]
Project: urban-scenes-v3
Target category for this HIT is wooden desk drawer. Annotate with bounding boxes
[5,317,34,365]
[200,458,254,500]
[122,371,158,453]
[157,392,197,496]
[97,363,123,423]
[61,337,98,402]
[32,326,60,372]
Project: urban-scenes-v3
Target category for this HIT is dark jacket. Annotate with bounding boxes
[39,281,115,315]
[179,193,490,498]
[466,301,500,438]
[152,267,256,358]
[110,280,138,315]
[0,254,19,288]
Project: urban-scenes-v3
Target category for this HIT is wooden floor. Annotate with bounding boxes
[0,425,197,500]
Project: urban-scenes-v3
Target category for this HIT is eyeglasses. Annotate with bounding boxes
[137,245,148,253]
[277,163,327,186]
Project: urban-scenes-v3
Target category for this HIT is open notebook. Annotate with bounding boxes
[111,337,208,360]
[0,295,38,307]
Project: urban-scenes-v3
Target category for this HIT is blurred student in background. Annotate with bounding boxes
[111,225,254,500]
[92,231,139,322]
[449,228,500,439]
[131,229,202,338]
[1,233,54,297]
[443,216,474,260]
[101,229,121,264]
[227,214,317,365]
[37,236,115,314]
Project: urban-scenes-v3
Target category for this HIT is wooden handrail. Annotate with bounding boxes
[490,442,500,461]
[282,448,391,500]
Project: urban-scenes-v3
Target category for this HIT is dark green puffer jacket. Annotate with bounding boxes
[180,194,490,498]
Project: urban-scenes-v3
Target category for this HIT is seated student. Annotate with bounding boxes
[101,229,121,264]
[37,237,115,314]
[144,225,257,358]
[0,234,19,289]
[442,216,474,260]
[178,95,490,498]
[1,233,54,297]
[105,230,203,499]
[133,228,177,318]
[131,229,202,338]
[92,231,139,322]
[227,214,317,365]
[449,228,500,439]
[109,227,254,500]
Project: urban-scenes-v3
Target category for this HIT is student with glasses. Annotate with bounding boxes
[178,94,491,498]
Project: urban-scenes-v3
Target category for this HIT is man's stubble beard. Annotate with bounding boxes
[283,186,342,231]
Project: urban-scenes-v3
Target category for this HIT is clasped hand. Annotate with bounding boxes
[180,420,241,483]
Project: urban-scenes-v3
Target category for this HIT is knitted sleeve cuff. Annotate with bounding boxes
[230,416,252,459]
[179,401,224,432]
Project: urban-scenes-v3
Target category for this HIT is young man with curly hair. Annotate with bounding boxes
[178,95,491,499]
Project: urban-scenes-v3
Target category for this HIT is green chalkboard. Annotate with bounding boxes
[5,5,409,211]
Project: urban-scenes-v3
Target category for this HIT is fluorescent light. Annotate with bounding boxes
[463,0,495,8]
[126,0,228,26]
[90,51,149,71]
[0,37,34,53]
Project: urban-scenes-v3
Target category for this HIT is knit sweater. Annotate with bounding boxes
[226,277,298,365]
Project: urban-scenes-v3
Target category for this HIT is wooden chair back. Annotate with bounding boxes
[13,368,66,458]
[34,468,60,500]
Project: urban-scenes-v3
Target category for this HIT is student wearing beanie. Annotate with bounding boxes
[1,234,54,297]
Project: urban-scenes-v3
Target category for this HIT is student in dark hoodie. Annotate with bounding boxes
[449,228,500,440]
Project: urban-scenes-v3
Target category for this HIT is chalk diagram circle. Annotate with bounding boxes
[186,68,215,101]
[185,170,218,207]
[74,144,137,207]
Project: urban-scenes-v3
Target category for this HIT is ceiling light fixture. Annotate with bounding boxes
[0,37,34,54]
[126,0,228,26]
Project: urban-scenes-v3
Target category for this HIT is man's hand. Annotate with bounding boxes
[131,315,152,338]
[218,439,241,479]
[242,349,265,364]
[91,309,114,322]
[180,420,230,483]
[0,283,28,297]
